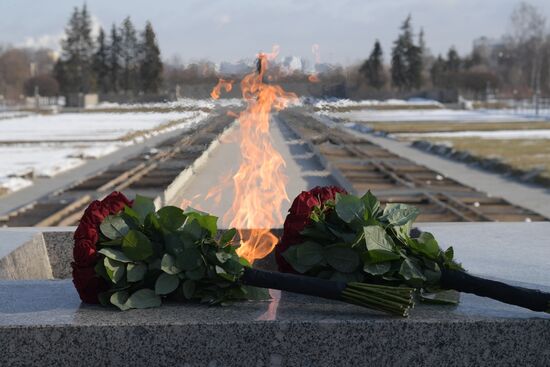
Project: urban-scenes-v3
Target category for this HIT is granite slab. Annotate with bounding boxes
[0,223,549,366]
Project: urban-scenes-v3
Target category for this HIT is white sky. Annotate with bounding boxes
[1,0,549,65]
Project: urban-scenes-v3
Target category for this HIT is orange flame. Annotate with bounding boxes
[211,78,233,99]
[227,50,297,262]
[308,74,320,83]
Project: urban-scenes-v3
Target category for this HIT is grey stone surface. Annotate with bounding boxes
[42,230,74,279]
[0,231,52,280]
[0,223,549,366]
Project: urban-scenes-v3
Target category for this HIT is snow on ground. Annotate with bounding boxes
[0,111,34,120]
[90,98,243,110]
[0,109,209,195]
[0,142,127,189]
[396,129,550,140]
[312,98,443,110]
[325,109,545,123]
[0,111,204,142]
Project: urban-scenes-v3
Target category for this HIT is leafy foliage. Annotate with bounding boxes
[96,195,267,310]
[283,190,462,300]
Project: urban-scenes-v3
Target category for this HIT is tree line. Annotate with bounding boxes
[54,5,163,97]
[357,2,550,99]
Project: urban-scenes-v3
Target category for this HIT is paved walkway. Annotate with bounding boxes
[174,116,337,226]
[315,115,550,218]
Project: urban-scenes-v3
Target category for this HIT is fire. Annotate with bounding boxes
[210,47,297,262]
[308,74,320,83]
[211,78,233,99]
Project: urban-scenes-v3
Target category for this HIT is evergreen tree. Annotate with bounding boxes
[446,47,461,72]
[92,28,110,94]
[430,55,446,87]
[108,24,122,93]
[120,16,138,93]
[360,40,385,89]
[139,22,163,93]
[55,5,95,95]
[391,15,423,90]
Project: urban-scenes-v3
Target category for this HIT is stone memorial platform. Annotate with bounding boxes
[0,223,549,366]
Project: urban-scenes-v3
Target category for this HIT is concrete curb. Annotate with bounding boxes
[160,120,239,207]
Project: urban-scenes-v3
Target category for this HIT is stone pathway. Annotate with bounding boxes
[322,117,550,219]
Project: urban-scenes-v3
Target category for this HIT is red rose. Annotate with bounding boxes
[81,200,110,226]
[72,264,109,304]
[74,221,99,243]
[275,186,347,273]
[73,191,133,304]
[73,239,98,267]
[101,191,132,213]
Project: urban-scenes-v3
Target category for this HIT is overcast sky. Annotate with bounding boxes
[1,0,549,65]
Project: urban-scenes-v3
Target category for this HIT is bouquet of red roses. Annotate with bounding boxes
[275,186,550,313]
[72,191,414,316]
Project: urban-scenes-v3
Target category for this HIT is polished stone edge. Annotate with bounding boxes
[1,319,549,367]
[0,232,52,280]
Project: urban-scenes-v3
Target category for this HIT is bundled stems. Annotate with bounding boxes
[241,268,414,317]
[343,283,414,317]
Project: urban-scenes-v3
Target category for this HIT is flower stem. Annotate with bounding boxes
[342,282,414,317]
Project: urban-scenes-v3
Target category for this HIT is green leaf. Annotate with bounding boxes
[222,258,244,275]
[155,273,180,295]
[185,266,205,280]
[100,238,122,247]
[243,286,271,300]
[196,215,218,237]
[181,217,203,240]
[295,241,324,266]
[363,226,396,252]
[161,253,182,274]
[110,291,130,311]
[365,249,401,263]
[100,215,130,240]
[382,203,420,226]
[361,190,380,219]
[133,195,156,222]
[335,194,365,223]
[299,223,335,242]
[215,252,232,264]
[444,246,454,263]
[363,262,391,275]
[182,280,196,299]
[164,232,185,257]
[104,257,125,283]
[177,247,202,270]
[282,246,313,273]
[399,258,426,283]
[124,289,161,309]
[324,244,360,273]
[157,206,186,231]
[215,265,236,281]
[415,232,441,259]
[122,230,153,261]
[126,263,147,282]
[98,248,132,263]
[220,228,237,245]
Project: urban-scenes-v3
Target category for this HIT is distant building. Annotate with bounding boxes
[219,59,254,76]
[281,56,303,73]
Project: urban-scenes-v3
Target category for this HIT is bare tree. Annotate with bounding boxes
[508,2,547,92]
